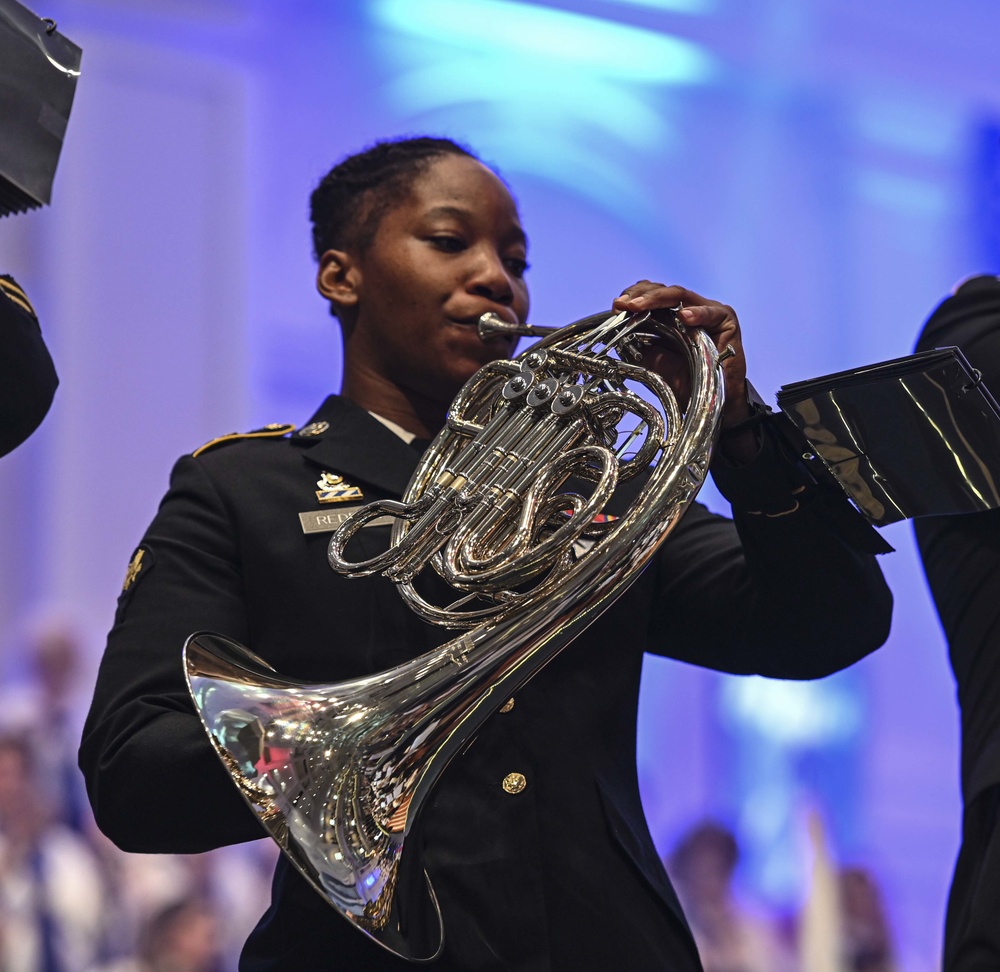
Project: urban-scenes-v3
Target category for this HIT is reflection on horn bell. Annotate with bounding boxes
[184,307,727,962]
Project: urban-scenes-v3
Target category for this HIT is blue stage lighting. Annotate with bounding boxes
[601,0,716,12]
[368,0,716,217]
[371,0,715,86]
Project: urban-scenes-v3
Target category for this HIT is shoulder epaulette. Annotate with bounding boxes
[0,275,37,318]
[192,423,296,457]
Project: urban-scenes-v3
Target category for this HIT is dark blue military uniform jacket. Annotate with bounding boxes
[80,394,891,971]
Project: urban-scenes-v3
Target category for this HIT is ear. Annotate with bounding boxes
[317,249,361,312]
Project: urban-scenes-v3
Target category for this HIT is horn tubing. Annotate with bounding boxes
[184,309,724,962]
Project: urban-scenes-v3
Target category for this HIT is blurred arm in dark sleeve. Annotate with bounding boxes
[0,274,58,457]
[913,274,1000,802]
[915,275,1000,367]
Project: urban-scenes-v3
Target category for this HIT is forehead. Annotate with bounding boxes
[400,155,523,230]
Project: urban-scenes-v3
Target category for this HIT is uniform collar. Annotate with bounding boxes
[291,395,420,496]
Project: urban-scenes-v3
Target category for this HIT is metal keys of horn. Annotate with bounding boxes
[184,308,727,962]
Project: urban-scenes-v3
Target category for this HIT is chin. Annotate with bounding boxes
[477,342,516,367]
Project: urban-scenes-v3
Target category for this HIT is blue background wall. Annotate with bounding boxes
[3,2,998,967]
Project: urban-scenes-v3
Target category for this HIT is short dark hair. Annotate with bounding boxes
[309,136,477,261]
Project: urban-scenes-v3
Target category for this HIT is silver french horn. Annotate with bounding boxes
[183,307,729,961]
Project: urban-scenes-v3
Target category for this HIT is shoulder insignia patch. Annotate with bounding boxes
[122,545,149,592]
[116,544,155,624]
[0,275,37,318]
[192,423,296,458]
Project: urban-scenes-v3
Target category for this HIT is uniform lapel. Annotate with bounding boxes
[595,776,699,951]
[292,395,420,497]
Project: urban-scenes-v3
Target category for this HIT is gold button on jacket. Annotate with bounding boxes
[502,772,527,794]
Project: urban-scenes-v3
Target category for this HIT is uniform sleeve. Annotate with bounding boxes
[0,276,58,457]
[646,423,893,678]
[79,454,264,854]
[915,275,1000,387]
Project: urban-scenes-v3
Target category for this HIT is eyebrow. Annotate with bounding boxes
[424,205,529,248]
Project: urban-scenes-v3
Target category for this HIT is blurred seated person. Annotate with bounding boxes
[88,896,222,972]
[668,821,796,972]
[913,273,1000,971]
[80,136,892,971]
[0,275,57,457]
[0,734,106,972]
[838,866,897,972]
[800,814,898,972]
[0,616,89,831]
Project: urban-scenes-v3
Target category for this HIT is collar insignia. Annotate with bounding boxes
[299,421,330,438]
[316,471,364,504]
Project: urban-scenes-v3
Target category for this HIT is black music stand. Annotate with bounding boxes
[774,348,1000,526]
[0,0,81,217]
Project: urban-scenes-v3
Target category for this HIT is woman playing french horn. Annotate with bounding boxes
[80,136,892,972]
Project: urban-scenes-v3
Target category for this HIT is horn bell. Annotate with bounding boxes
[183,631,445,962]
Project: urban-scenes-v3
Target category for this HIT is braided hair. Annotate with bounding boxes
[309,136,478,262]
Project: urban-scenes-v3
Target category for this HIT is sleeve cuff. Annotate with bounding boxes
[710,420,806,515]
[711,412,895,554]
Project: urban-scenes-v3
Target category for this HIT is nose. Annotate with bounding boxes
[468,246,514,306]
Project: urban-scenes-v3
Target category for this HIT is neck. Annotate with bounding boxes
[340,366,449,438]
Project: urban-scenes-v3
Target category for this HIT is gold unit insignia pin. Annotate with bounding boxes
[122,549,145,591]
[316,471,364,504]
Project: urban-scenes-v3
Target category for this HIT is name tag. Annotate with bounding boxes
[299,506,394,535]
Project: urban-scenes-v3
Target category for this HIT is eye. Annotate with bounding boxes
[428,235,466,253]
[504,256,529,279]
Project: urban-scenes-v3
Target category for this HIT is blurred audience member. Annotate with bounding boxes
[1,617,89,831]
[89,896,222,972]
[799,809,898,972]
[0,733,106,972]
[838,866,897,972]
[183,843,277,970]
[668,821,797,972]
[0,624,272,972]
[88,836,275,971]
[88,835,203,963]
